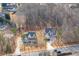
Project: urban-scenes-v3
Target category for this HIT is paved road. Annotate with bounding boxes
[56,44,79,53]
[21,44,79,56]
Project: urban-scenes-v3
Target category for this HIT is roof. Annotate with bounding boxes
[45,28,53,33]
[2,3,17,12]
[45,28,56,36]
[27,32,36,36]
[0,13,5,17]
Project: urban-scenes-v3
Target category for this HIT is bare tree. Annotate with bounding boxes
[16,3,79,46]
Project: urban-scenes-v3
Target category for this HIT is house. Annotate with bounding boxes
[22,32,37,46]
[0,12,8,31]
[2,3,17,12]
[1,3,20,24]
[44,28,56,41]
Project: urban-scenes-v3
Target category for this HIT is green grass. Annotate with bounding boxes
[11,28,17,34]
[56,28,63,40]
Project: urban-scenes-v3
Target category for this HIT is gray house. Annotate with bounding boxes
[22,32,37,46]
